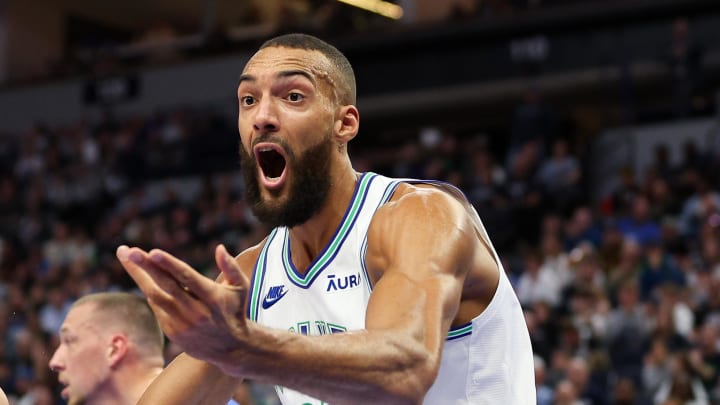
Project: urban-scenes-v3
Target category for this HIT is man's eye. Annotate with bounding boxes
[241,96,255,106]
[287,92,304,102]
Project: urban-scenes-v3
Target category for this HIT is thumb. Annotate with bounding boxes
[215,244,248,287]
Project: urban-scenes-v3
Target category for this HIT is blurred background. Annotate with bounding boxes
[1,0,720,404]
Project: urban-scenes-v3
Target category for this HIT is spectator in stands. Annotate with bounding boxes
[539,231,573,293]
[638,241,686,302]
[38,286,72,335]
[612,377,640,405]
[646,176,681,222]
[597,218,624,275]
[678,174,720,241]
[642,334,674,402]
[606,237,643,304]
[605,166,642,218]
[536,137,582,214]
[553,379,582,405]
[465,146,513,248]
[506,140,545,245]
[42,222,76,268]
[567,288,608,358]
[534,354,555,405]
[688,322,720,394]
[653,351,710,405]
[517,248,562,308]
[48,292,164,405]
[701,235,720,276]
[564,206,603,250]
[617,194,662,248]
[564,242,606,302]
[606,280,653,384]
[567,354,609,405]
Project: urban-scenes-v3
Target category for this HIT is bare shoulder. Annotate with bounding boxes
[366,182,499,322]
[366,183,477,281]
[235,242,264,270]
[373,182,473,235]
[217,236,270,282]
[385,182,467,210]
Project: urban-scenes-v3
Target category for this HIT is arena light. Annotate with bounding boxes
[337,0,404,20]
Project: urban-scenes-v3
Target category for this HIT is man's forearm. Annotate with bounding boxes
[139,353,242,405]
[217,325,437,405]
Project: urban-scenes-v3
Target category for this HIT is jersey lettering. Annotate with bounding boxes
[326,273,361,292]
[291,321,347,336]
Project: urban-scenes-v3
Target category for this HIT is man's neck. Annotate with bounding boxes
[287,166,359,274]
[106,364,163,405]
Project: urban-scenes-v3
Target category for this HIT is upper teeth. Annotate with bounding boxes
[258,147,273,152]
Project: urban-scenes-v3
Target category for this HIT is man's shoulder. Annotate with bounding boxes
[380,181,468,217]
[369,181,473,242]
[382,178,455,202]
[235,234,274,272]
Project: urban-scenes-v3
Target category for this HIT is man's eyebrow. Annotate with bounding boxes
[238,73,256,86]
[276,69,316,87]
[238,70,316,87]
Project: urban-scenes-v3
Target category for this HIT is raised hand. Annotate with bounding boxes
[116,244,253,372]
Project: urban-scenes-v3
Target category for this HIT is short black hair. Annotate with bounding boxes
[260,33,356,105]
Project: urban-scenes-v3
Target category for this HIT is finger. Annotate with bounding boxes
[117,245,161,294]
[117,245,198,312]
[147,248,218,298]
[215,244,249,288]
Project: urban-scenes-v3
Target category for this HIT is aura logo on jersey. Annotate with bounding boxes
[261,285,288,309]
[325,273,361,292]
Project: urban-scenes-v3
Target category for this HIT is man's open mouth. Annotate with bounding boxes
[253,143,288,187]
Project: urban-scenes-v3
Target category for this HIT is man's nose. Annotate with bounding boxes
[253,97,279,133]
[48,350,63,371]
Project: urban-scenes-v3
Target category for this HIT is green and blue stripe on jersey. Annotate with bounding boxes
[281,172,376,288]
[248,227,279,321]
[246,172,475,339]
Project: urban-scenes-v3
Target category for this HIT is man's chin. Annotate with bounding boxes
[67,395,86,405]
[261,185,286,200]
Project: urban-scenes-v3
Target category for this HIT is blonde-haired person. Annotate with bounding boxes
[48,292,165,405]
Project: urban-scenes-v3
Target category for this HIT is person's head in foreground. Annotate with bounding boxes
[238,33,359,228]
[48,292,164,405]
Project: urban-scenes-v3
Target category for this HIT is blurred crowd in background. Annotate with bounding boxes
[0,91,718,404]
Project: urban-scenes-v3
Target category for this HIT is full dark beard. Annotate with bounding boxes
[240,137,332,228]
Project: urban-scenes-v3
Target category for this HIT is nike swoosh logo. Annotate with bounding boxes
[261,289,288,309]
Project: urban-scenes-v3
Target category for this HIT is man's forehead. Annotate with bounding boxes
[61,303,96,332]
[242,47,332,81]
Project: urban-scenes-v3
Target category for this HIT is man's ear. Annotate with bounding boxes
[107,334,129,368]
[334,105,359,145]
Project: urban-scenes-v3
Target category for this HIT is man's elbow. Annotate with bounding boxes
[379,357,439,405]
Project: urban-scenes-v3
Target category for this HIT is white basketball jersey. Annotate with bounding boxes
[246,172,535,404]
